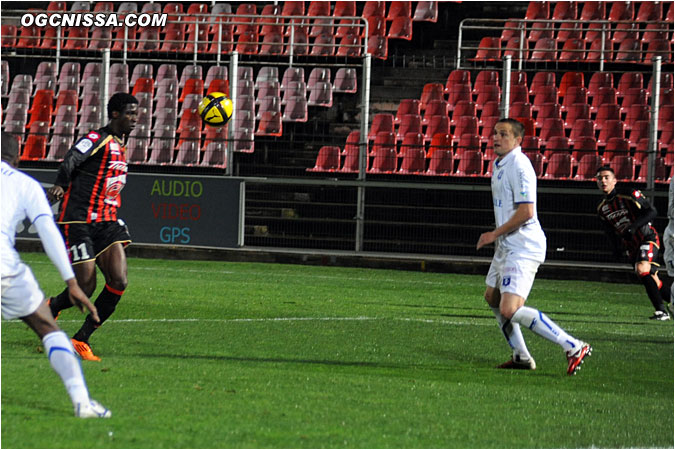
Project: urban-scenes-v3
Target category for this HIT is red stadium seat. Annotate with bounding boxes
[368,113,395,141]
[558,72,584,101]
[368,142,398,174]
[559,39,585,61]
[455,133,481,160]
[201,142,227,168]
[451,116,478,144]
[450,100,476,126]
[623,104,649,131]
[588,72,614,100]
[426,148,453,176]
[308,146,341,172]
[543,152,572,179]
[609,1,634,21]
[20,135,47,161]
[543,135,569,159]
[597,121,625,147]
[627,121,649,148]
[571,136,597,162]
[552,2,577,20]
[388,17,412,40]
[397,114,422,141]
[530,38,556,61]
[427,132,453,161]
[614,39,642,62]
[474,85,500,111]
[561,86,587,113]
[455,149,483,176]
[602,137,629,162]
[255,111,283,137]
[610,155,636,181]
[564,103,590,129]
[529,71,556,97]
[397,144,426,175]
[539,118,565,145]
[425,115,452,142]
[532,85,558,112]
[569,119,595,142]
[575,154,604,180]
[473,37,501,61]
[413,1,438,22]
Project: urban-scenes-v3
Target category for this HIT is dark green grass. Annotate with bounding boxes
[2,254,673,448]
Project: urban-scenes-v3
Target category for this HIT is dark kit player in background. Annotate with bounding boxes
[596,166,673,320]
[47,93,138,360]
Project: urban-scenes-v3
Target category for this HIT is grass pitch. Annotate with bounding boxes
[2,253,673,448]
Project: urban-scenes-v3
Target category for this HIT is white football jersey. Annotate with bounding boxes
[1,161,65,277]
[490,146,547,262]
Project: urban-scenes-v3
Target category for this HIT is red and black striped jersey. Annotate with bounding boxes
[54,126,127,224]
[597,188,659,253]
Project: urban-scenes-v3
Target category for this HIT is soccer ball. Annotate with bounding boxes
[198,92,233,127]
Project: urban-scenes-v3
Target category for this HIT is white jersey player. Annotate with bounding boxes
[477,119,591,375]
[1,132,111,418]
[665,177,674,304]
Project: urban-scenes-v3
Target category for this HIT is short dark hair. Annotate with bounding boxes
[497,118,525,138]
[595,165,615,176]
[1,131,20,161]
[107,92,138,118]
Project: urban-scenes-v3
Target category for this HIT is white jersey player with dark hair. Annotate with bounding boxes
[477,118,592,375]
[1,131,111,418]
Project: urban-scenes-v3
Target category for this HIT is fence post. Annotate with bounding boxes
[500,55,512,119]
[355,53,372,252]
[646,56,662,202]
[100,48,110,126]
[226,51,239,176]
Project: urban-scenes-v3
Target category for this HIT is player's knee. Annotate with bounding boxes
[107,276,127,292]
[499,303,518,320]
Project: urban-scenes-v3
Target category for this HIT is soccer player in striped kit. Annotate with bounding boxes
[596,166,672,320]
[477,118,591,375]
[47,93,138,361]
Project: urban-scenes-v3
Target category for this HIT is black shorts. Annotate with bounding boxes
[60,220,131,265]
[630,241,660,265]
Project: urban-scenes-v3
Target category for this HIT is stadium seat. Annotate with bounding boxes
[2,24,17,48]
[388,17,412,40]
[455,133,481,157]
[561,86,588,112]
[614,39,642,62]
[529,71,556,97]
[368,144,398,174]
[397,114,422,141]
[525,1,550,20]
[643,40,672,64]
[446,70,471,91]
[564,103,590,129]
[586,37,612,62]
[370,131,396,158]
[509,102,532,120]
[455,149,483,176]
[587,72,613,100]
[340,139,360,173]
[283,80,308,104]
[610,155,636,181]
[368,113,395,141]
[201,142,227,168]
[425,147,453,176]
[398,144,426,175]
[532,85,558,112]
[333,68,357,93]
[423,100,450,126]
[611,22,639,45]
[281,96,308,122]
[256,81,281,102]
[126,128,150,164]
[16,22,41,48]
[530,38,556,61]
[473,37,501,61]
[450,100,476,126]
[507,84,529,107]
[617,73,643,99]
[602,137,630,162]
[308,81,333,107]
[132,77,154,97]
[521,135,541,154]
[174,140,200,166]
[621,88,648,116]
[539,118,565,145]
[47,126,75,161]
[642,23,670,46]
[20,134,47,161]
[308,146,341,172]
[597,121,625,147]
[10,73,32,92]
[590,86,617,114]
[569,119,595,142]
[255,111,283,137]
[543,152,572,179]
[480,101,500,120]
[426,132,452,160]
[623,104,649,131]
[398,131,424,158]
[55,90,78,112]
[367,35,388,59]
[425,115,452,143]
[553,1,578,20]
[450,116,477,144]
[627,121,649,148]
[660,122,674,151]
[559,39,585,61]
[595,104,621,127]
[336,35,361,57]
[395,99,421,124]
[503,38,528,61]
[413,1,438,22]
[572,153,604,180]
[609,1,634,21]
[543,135,569,160]
[571,136,597,162]
[259,32,284,56]
[63,26,88,50]
[633,138,651,165]
[480,116,499,143]
[474,84,500,111]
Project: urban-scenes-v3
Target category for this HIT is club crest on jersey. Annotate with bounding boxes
[87,132,100,141]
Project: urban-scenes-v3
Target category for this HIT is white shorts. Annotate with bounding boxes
[664,223,673,277]
[1,262,45,320]
[486,247,541,300]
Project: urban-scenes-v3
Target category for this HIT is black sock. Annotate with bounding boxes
[640,274,667,312]
[49,288,73,317]
[73,284,123,343]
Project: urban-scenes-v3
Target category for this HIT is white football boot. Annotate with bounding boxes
[75,399,112,418]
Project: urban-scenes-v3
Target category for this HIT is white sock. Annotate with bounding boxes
[42,331,90,407]
[491,306,532,361]
[511,306,581,353]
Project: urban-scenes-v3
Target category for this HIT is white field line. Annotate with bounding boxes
[22,260,639,297]
[3,316,662,337]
